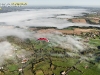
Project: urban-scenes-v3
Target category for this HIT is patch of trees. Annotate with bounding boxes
[29,26,57,30]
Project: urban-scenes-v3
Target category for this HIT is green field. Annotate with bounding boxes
[0,34,99,75]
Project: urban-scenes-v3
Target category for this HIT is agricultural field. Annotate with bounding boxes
[0,26,100,75]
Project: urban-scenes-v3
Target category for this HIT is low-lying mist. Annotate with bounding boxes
[0,27,33,39]
[33,30,90,52]
[0,8,97,65]
[0,8,91,29]
[0,41,15,65]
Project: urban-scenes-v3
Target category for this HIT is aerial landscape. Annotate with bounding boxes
[0,0,100,75]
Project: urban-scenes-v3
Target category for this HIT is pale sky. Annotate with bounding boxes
[0,0,100,7]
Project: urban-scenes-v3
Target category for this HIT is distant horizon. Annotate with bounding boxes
[0,0,100,8]
[1,5,100,9]
[27,5,100,8]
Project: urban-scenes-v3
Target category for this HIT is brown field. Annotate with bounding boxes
[32,28,96,35]
[69,19,87,23]
[58,28,94,35]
